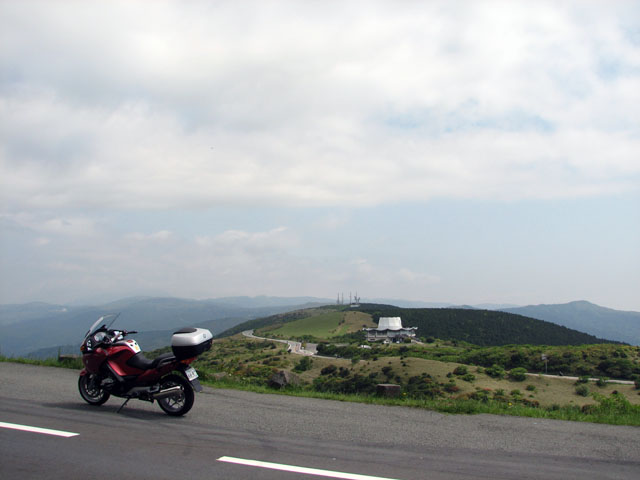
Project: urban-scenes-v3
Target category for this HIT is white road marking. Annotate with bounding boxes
[0,421,79,438]
[218,456,402,480]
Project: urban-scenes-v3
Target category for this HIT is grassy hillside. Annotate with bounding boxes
[222,304,615,346]
[359,306,614,346]
[216,306,344,338]
[183,336,640,425]
[261,311,375,340]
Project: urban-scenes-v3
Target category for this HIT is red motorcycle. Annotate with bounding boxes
[78,314,212,416]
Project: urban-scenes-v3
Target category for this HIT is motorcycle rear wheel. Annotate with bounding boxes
[157,374,194,416]
[78,373,110,405]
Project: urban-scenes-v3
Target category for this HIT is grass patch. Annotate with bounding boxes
[0,354,82,370]
[202,375,640,426]
[262,311,375,340]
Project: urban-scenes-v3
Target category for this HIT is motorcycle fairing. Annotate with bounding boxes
[123,339,141,354]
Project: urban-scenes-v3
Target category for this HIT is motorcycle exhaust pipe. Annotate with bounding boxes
[152,385,183,400]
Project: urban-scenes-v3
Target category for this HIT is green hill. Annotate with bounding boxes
[219,304,616,346]
[359,306,615,346]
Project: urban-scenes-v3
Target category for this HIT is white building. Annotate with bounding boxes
[364,317,417,342]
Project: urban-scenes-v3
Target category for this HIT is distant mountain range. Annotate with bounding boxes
[1,296,638,357]
[0,296,329,357]
[499,301,640,346]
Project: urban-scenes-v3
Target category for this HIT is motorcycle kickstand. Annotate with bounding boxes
[116,398,130,414]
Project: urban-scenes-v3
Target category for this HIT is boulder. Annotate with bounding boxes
[269,370,302,389]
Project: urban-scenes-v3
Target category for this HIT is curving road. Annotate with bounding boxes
[243,329,318,355]
[1,362,639,480]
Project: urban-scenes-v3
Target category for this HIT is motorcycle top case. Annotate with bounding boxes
[171,327,213,360]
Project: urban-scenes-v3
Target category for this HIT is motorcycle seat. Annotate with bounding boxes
[127,352,176,371]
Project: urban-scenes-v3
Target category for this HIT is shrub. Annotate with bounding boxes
[405,375,443,398]
[453,365,468,376]
[470,388,491,402]
[575,375,590,384]
[444,382,460,393]
[486,364,505,379]
[509,367,527,381]
[320,364,337,376]
[596,377,608,387]
[575,385,589,397]
[425,337,435,343]
[525,384,536,392]
[293,356,313,373]
[461,373,476,382]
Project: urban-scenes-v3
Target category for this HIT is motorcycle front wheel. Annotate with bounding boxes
[78,373,110,405]
[157,374,194,416]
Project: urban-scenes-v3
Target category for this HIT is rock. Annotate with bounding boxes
[376,384,401,397]
[213,372,227,381]
[269,370,302,389]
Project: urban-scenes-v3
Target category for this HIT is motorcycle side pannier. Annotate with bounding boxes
[171,327,213,360]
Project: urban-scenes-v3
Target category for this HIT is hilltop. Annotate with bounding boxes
[219,303,615,346]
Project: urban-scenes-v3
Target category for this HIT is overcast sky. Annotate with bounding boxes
[1,1,639,310]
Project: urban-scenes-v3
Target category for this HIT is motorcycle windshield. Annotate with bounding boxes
[84,313,119,340]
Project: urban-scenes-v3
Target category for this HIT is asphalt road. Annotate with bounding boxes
[1,362,639,480]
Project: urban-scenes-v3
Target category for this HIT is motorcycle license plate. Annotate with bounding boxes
[185,367,198,381]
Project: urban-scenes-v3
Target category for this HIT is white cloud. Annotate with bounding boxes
[125,230,173,242]
[1,212,98,236]
[1,1,639,213]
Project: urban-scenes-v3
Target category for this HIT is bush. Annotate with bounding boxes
[320,364,337,376]
[575,385,589,397]
[293,356,313,373]
[461,373,476,382]
[444,382,460,393]
[575,375,590,384]
[453,365,468,376]
[525,384,536,392]
[596,377,609,387]
[486,364,505,379]
[509,367,527,381]
[405,375,443,398]
[470,388,491,402]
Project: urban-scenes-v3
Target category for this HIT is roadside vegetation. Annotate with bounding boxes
[3,305,640,426]
[183,333,640,426]
[0,353,82,370]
